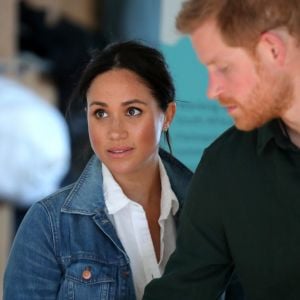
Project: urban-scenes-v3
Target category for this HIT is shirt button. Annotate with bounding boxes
[82,267,92,280]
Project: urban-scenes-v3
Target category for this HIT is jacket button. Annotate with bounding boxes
[82,267,92,280]
[122,271,130,278]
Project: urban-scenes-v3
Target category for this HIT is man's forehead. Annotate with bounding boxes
[190,20,247,66]
[190,21,228,64]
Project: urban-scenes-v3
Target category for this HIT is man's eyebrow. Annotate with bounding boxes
[204,58,217,67]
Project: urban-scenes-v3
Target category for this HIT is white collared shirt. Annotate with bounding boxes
[102,157,179,300]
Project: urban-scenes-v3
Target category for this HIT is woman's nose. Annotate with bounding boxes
[108,118,128,140]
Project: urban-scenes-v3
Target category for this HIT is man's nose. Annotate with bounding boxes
[206,74,224,99]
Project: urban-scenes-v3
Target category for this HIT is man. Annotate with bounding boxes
[143,0,300,299]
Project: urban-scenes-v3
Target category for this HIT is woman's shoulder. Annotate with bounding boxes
[32,183,75,216]
[159,148,193,178]
[159,148,193,203]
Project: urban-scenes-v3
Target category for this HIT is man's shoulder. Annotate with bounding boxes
[208,126,258,152]
[191,125,262,190]
[202,125,260,164]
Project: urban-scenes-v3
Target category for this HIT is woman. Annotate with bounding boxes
[4,41,192,300]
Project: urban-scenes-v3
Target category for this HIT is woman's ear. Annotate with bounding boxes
[163,102,176,131]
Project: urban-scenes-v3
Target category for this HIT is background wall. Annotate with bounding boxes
[160,0,232,170]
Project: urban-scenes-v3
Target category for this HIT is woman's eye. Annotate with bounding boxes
[127,107,142,116]
[95,109,108,118]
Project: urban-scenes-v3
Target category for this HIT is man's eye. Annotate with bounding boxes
[95,109,108,118]
[219,65,229,73]
[127,107,142,116]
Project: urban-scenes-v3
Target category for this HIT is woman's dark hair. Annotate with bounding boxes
[73,40,176,152]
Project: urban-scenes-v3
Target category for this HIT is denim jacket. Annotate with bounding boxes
[4,150,192,300]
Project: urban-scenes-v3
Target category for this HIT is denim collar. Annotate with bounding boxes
[61,155,106,215]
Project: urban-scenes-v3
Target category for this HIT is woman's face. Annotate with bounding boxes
[86,68,175,178]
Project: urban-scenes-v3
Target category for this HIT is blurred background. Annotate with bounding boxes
[0,0,232,297]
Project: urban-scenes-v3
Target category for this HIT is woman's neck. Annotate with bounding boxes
[113,162,162,261]
[113,162,162,208]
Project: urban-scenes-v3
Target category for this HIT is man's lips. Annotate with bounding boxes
[219,101,238,114]
[225,105,238,114]
[218,97,238,114]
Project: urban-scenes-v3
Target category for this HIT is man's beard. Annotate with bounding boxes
[219,67,294,131]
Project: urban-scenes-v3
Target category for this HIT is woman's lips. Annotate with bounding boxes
[107,147,134,158]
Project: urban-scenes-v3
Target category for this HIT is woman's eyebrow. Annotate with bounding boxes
[122,99,148,106]
[89,101,107,107]
[89,99,148,107]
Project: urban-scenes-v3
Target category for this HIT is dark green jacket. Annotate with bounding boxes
[144,119,300,300]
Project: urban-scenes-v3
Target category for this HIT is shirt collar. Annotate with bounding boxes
[256,119,296,155]
[102,156,179,217]
[158,157,179,219]
[102,163,131,214]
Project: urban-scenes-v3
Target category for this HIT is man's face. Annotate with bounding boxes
[191,19,294,131]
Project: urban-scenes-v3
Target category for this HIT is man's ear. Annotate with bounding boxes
[256,30,287,66]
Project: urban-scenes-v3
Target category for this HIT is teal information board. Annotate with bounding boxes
[160,37,233,170]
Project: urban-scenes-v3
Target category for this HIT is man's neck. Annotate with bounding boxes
[281,97,300,148]
[281,119,300,148]
[286,127,300,148]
